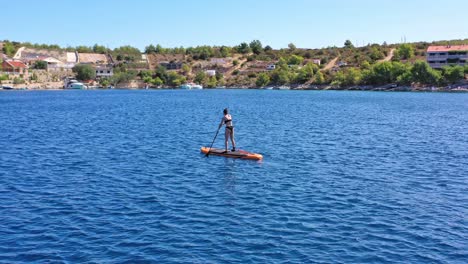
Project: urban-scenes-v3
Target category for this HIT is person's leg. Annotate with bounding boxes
[224,129,229,151]
[230,128,236,151]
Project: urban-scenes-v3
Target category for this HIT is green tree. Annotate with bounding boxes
[442,65,465,84]
[256,73,270,87]
[370,46,384,61]
[194,71,207,84]
[3,42,16,57]
[219,46,232,57]
[93,44,107,54]
[167,72,186,86]
[181,64,191,76]
[206,76,217,88]
[288,43,296,51]
[152,77,163,86]
[155,66,168,83]
[313,71,325,84]
[264,45,273,52]
[72,64,96,80]
[100,78,110,87]
[249,40,263,55]
[344,39,354,49]
[296,62,318,83]
[236,42,251,54]
[145,44,157,53]
[33,60,47,69]
[410,60,441,85]
[361,60,371,70]
[139,70,152,79]
[344,68,362,85]
[143,76,153,84]
[155,44,165,54]
[288,55,304,65]
[362,61,410,85]
[113,45,141,62]
[395,43,414,60]
[76,45,93,53]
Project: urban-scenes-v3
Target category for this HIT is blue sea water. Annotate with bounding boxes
[0,89,467,263]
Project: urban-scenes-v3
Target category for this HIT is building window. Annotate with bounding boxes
[107,71,110,73]
[429,53,435,56]
[439,53,447,56]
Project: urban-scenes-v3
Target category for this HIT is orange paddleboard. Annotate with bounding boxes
[201,147,263,160]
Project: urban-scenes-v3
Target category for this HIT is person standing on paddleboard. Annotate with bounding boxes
[219,108,236,152]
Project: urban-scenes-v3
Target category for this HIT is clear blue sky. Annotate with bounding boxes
[3,0,467,50]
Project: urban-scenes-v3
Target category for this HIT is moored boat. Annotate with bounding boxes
[64,79,87,89]
[180,83,203,89]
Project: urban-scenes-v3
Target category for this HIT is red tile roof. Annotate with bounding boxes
[6,60,28,68]
[427,45,468,52]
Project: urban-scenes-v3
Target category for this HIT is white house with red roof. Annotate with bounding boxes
[426,45,468,68]
[2,60,29,78]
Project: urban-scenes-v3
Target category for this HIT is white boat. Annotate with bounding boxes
[191,84,203,89]
[275,85,290,90]
[179,83,203,90]
[64,79,86,89]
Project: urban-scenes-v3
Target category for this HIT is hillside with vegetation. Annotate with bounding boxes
[2,38,468,89]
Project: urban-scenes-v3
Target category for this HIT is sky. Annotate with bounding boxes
[2,0,467,50]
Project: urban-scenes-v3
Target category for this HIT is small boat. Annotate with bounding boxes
[180,84,191,89]
[64,79,86,89]
[1,85,14,90]
[191,84,203,89]
[276,85,290,90]
[200,147,263,160]
[215,86,226,89]
[180,83,203,90]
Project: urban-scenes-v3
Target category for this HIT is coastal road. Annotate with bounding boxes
[379,48,395,62]
[224,56,248,78]
[323,56,339,71]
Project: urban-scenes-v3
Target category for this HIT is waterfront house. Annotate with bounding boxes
[66,52,78,63]
[95,65,113,77]
[205,70,216,76]
[266,64,276,70]
[159,61,183,70]
[427,45,468,68]
[210,58,227,65]
[2,60,29,78]
[313,59,321,65]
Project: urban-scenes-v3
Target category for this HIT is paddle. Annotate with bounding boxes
[205,127,221,157]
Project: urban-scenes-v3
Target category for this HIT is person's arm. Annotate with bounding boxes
[218,117,224,129]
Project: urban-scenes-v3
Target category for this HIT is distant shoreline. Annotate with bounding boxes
[2,85,467,92]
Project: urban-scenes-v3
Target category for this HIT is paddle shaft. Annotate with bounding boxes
[205,127,221,157]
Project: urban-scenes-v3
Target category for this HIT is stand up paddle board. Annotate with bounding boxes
[201,147,263,160]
